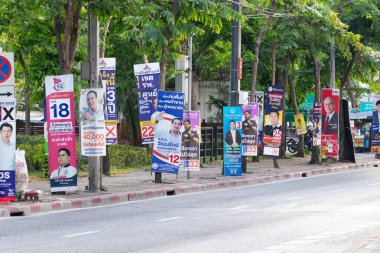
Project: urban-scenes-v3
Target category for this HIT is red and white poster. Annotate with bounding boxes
[45,74,77,193]
[321,88,340,157]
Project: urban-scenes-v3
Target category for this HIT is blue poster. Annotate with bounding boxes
[223,106,242,176]
[99,58,117,120]
[134,63,160,144]
[152,91,185,174]
[0,170,15,201]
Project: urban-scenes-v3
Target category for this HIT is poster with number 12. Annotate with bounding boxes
[45,74,77,193]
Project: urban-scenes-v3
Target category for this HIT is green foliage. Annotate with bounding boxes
[107,144,152,170]
[16,135,48,172]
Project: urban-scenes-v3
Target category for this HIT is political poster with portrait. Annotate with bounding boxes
[294,113,307,135]
[321,88,340,157]
[79,88,106,156]
[312,102,322,147]
[152,91,185,174]
[134,62,160,144]
[263,85,285,156]
[223,106,242,176]
[45,74,77,193]
[0,98,16,202]
[253,91,264,147]
[371,94,380,154]
[242,103,259,156]
[99,58,117,145]
[181,111,201,171]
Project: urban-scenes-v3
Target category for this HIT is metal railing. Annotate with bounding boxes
[200,123,224,163]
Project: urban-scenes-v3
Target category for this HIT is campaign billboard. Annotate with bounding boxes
[253,91,264,147]
[181,111,200,171]
[79,88,106,156]
[45,75,77,192]
[223,106,242,176]
[152,91,185,174]
[294,113,307,135]
[134,62,160,144]
[99,58,117,145]
[242,103,259,156]
[371,94,380,154]
[263,85,285,156]
[321,88,340,157]
[312,102,322,147]
[0,98,16,201]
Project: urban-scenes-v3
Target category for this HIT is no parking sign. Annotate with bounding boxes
[0,53,15,98]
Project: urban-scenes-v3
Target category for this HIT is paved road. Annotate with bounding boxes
[2,167,380,253]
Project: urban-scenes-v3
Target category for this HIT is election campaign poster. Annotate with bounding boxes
[294,113,307,135]
[371,94,380,154]
[263,85,285,156]
[312,102,322,147]
[0,98,16,202]
[321,88,340,157]
[80,88,106,156]
[253,91,264,147]
[134,62,160,144]
[45,75,77,193]
[242,103,259,156]
[223,106,242,176]
[152,91,185,174]
[181,111,201,171]
[99,58,117,145]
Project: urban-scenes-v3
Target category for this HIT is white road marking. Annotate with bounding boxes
[61,231,99,238]
[286,196,304,201]
[156,216,184,222]
[369,183,380,186]
[328,188,346,193]
[230,205,249,210]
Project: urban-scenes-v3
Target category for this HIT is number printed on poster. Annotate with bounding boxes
[49,98,71,120]
[168,153,180,164]
[141,125,154,138]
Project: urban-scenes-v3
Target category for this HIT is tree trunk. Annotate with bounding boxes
[159,0,178,90]
[309,52,322,164]
[329,39,336,88]
[271,41,277,86]
[99,17,112,59]
[347,78,357,108]
[288,56,304,157]
[54,0,82,74]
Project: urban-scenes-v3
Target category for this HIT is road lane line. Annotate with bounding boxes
[231,205,249,210]
[61,231,99,238]
[157,216,184,222]
[369,183,380,186]
[341,227,380,253]
[286,196,304,201]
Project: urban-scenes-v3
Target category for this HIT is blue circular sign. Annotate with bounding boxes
[0,56,12,83]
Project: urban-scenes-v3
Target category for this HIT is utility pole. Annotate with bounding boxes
[187,35,193,180]
[230,0,240,106]
[88,12,101,192]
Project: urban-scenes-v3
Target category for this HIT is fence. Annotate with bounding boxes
[200,123,224,163]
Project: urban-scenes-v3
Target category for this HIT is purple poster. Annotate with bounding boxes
[181,111,200,171]
[242,103,259,156]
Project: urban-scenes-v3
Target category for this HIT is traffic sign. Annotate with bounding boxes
[0,53,15,98]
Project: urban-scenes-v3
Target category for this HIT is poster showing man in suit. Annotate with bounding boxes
[321,88,340,157]
[223,106,242,176]
[371,94,380,154]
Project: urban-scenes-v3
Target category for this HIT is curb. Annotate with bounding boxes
[1,161,379,217]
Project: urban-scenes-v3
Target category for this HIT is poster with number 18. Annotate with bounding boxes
[45,74,77,193]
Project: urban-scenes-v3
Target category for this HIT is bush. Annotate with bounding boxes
[16,135,48,172]
[108,144,151,170]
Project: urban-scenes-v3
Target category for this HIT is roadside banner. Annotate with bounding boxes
[134,62,160,144]
[0,52,15,98]
[321,88,340,157]
[294,113,307,135]
[0,98,16,202]
[99,58,117,145]
[152,91,185,174]
[181,110,201,171]
[105,120,118,145]
[242,102,259,156]
[79,88,106,156]
[223,106,242,176]
[253,91,264,147]
[45,75,77,192]
[263,85,285,156]
[371,94,380,154]
[312,102,322,147]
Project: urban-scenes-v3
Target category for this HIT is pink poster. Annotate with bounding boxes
[321,88,340,157]
[45,74,77,193]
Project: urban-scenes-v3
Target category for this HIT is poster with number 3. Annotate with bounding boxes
[45,74,77,193]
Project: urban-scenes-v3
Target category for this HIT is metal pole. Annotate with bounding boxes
[88,12,101,192]
[187,35,193,180]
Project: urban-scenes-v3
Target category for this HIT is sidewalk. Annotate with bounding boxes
[1,153,379,217]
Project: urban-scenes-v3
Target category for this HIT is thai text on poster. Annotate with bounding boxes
[253,91,264,147]
[223,106,242,176]
[321,88,340,157]
[181,111,201,171]
[312,103,322,146]
[371,94,380,154]
[241,103,259,156]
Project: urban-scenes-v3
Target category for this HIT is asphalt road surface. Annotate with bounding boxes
[2,167,380,253]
